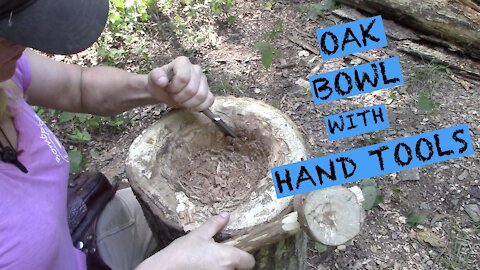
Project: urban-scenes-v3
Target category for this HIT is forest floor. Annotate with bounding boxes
[44,0,479,269]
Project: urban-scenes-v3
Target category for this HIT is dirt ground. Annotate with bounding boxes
[49,1,479,269]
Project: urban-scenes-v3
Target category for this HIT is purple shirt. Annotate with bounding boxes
[0,54,86,270]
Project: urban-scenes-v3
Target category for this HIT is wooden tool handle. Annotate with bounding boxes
[222,212,301,253]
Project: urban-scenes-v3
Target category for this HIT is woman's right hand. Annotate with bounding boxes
[135,212,255,270]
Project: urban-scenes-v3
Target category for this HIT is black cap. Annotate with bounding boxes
[0,0,109,55]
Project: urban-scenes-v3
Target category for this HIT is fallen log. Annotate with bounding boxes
[336,0,480,60]
[397,40,480,81]
[222,186,365,252]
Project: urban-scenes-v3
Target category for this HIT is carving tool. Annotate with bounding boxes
[166,67,237,137]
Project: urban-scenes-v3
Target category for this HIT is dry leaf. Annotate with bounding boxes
[416,230,447,247]
[450,75,473,91]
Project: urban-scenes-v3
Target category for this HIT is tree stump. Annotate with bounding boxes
[126,97,308,257]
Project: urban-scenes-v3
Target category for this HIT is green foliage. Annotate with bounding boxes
[96,0,154,68]
[59,112,76,123]
[361,178,377,187]
[301,0,339,19]
[310,0,338,16]
[263,20,284,42]
[360,179,383,210]
[271,98,281,109]
[408,63,448,113]
[59,112,125,129]
[38,109,126,148]
[409,63,451,87]
[213,78,243,95]
[362,185,383,210]
[210,0,233,15]
[314,242,328,253]
[406,209,426,226]
[68,149,83,174]
[418,91,438,112]
[388,91,397,99]
[108,0,152,33]
[264,1,274,10]
[441,225,479,270]
[226,15,236,27]
[256,20,283,69]
[162,0,236,48]
[69,129,92,142]
[255,41,276,69]
[36,108,126,175]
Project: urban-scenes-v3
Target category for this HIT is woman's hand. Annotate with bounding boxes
[136,213,255,270]
[147,56,214,111]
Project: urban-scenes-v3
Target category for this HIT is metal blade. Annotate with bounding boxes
[202,109,238,138]
[165,66,237,138]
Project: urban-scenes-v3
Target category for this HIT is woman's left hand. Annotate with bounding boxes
[147,56,214,111]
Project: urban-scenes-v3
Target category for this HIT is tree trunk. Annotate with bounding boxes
[126,97,309,270]
[336,0,480,60]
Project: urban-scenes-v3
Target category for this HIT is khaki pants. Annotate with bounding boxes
[96,188,158,270]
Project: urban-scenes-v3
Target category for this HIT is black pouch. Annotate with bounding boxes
[67,172,118,270]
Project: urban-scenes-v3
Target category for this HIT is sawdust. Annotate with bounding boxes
[166,118,272,221]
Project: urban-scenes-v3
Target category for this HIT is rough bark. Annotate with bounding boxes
[336,0,480,60]
[252,233,309,270]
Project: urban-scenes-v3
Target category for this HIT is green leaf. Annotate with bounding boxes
[271,98,280,109]
[107,116,125,127]
[75,114,91,123]
[113,0,125,9]
[265,1,273,10]
[308,0,338,17]
[407,210,426,226]
[59,112,76,123]
[314,242,327,253]
[418,91,436,111]
[261,47,273,69]
[255,41,274,69]
[226,15,236,27]
[361,178,376,187]
[35,107,46,119]
[69,129,92,142]
[362,185,383,210]
[86,118,101,128]
[68,150,82,174]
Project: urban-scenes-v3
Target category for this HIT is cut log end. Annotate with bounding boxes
[295,186,364,246]
[223,186,364,252]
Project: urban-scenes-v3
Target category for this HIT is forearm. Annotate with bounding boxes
[26,51,212,115]
[80,66,157,116]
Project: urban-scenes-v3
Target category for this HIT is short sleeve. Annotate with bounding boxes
[10,52,32,93]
